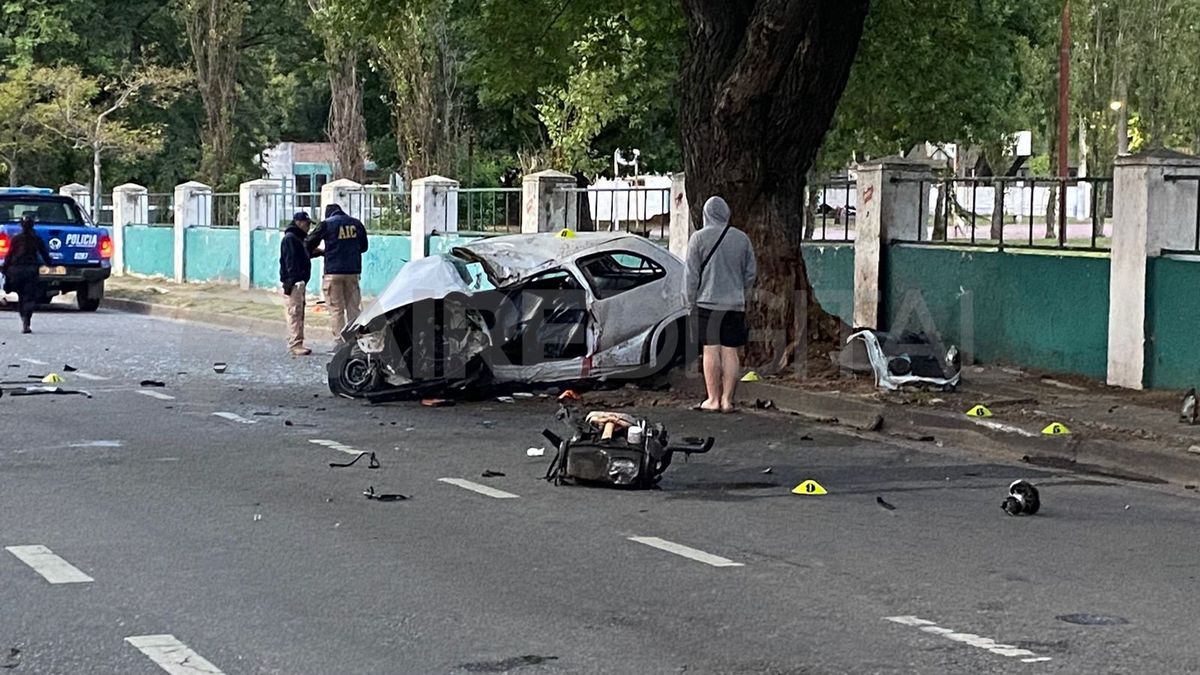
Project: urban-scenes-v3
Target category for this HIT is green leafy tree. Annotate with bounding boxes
[36,65,189,217]
[0,67,50,185]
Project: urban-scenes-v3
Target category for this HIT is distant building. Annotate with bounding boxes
[258,142,379,212]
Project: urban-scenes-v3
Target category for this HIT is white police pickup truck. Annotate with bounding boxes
[0,188,113,311]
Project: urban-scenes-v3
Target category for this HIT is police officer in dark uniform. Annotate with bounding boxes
[305,203,368,345]
[2,213,51,334]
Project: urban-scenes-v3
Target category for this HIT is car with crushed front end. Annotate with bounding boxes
[0,187,113,311]
[327,232,692,400]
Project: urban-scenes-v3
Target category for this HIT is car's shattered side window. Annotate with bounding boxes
[576,251,665,299]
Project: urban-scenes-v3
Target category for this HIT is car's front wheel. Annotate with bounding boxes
[76,281,103,312]
[327,342,381,398]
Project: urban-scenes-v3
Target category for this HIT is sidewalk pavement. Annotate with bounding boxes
[104,277,1200,486]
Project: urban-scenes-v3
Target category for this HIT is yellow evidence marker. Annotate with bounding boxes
[741,371,761,383]
[1042,422,1071,436]
[557,228,575,238]
[41,373,64,384]
[965,405,993,418]
[792,480,828,495]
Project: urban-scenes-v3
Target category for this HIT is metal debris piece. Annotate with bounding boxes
[526,447,546,457]
[63,364,78,372]
[140,380,166,388]
[1002,480,1041,516]
[1056,613,1128,626]
[362,486,407,502]
[876,496,897,511]
[1182,388,1197,425]
[754,399,776,410]
[10,386,92,398]
[330,452,380,469]
[212,362,227,374]
[496,396,516,404]
[481,470,506,478]
[761,467,773,474]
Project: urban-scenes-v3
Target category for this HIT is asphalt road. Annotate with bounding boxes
[3,306,1200,674]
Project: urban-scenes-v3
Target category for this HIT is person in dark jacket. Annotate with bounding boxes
[305,203,368,344]
[2,213,52,334]
[280,211,314,355]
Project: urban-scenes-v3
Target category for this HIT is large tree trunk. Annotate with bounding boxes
[326,47,366,182]
[183,0,246,187]
[679,0,869,372]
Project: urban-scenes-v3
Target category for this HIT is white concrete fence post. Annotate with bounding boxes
[521,170,577,234]
[668,172,690,259]
[59,183,92,218]
[853,158,936,330]
[238,179,280,290]
[1107,150,1200,389]
[173,181,212,283]
[410,175,460,260]
[110,183,147,276]
[320,178,366,223]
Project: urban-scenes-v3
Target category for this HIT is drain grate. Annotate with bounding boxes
[1056,613,1129,626]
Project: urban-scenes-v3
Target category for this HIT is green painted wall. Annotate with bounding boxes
[359,234,411,296]
[124,226,174,278]
[250,229,322,295]
[883,245,1110,378]
[183,227,239,282]
[801,243,855,325]
[1146,257,1200,389]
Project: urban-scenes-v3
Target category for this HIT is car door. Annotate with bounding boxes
[576,250,669,369]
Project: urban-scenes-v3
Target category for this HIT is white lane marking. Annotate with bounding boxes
[627,536,744,568]
[21,358,48,366]
[969,418,1039,438]
[885,616,1048,663]
[138,390,176,401]
[72,372,108,381]
[5,545,93,584]
[438,477,520,499]
[309,439,363,456]
[68,440,123,448]
[125,634,224,674]
[212,412,256,425]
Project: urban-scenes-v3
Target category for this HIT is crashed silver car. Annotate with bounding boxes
[328,232,691,400]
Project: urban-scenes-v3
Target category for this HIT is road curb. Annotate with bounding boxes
[739,380,1200,487]
[104,297,284,337]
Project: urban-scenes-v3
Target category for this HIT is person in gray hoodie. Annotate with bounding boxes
[685,196,757,412]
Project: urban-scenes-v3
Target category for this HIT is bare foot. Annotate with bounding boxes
[720,400,736,414]
[693,399,721,412]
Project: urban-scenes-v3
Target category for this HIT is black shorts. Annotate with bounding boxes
[696,308,748,348]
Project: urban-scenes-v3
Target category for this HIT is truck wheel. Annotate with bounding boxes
[76,282,103,312]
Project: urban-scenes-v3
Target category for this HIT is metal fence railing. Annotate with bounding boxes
[554,186,672,240]
[895,176,1114,251]
[457,187,521,233]
[804,177,857,242]
[143,193,174,227]
[1163,174,1200,254]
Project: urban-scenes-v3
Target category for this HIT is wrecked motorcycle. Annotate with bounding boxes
[541,407,714,489]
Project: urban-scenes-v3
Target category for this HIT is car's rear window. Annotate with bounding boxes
[0,198,85,225]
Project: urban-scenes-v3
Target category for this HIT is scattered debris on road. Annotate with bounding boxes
[754,399,776,410]
[8,386,92,398]
[761,467,773,474]
[1181,388,1197,425]
[543,407,713,488]
[842,330,961,391]
[421,398,454,408]
[526,447,546,457]
[481,470,506,478]
[140,380,166,388]
[212,362,227,374]
[362,486,408,502]
[876,496,897,511]
[1002,480,1041,516]
[330,452,380,469]
[496,396,515,404]
[63,364,78,372]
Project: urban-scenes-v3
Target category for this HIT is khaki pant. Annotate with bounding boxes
[285,283,306,350]
[322,273,362,342]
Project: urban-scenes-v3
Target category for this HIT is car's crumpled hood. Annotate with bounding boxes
[350,255,477,332]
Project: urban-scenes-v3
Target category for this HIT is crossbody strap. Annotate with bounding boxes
[696,223,732,290]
